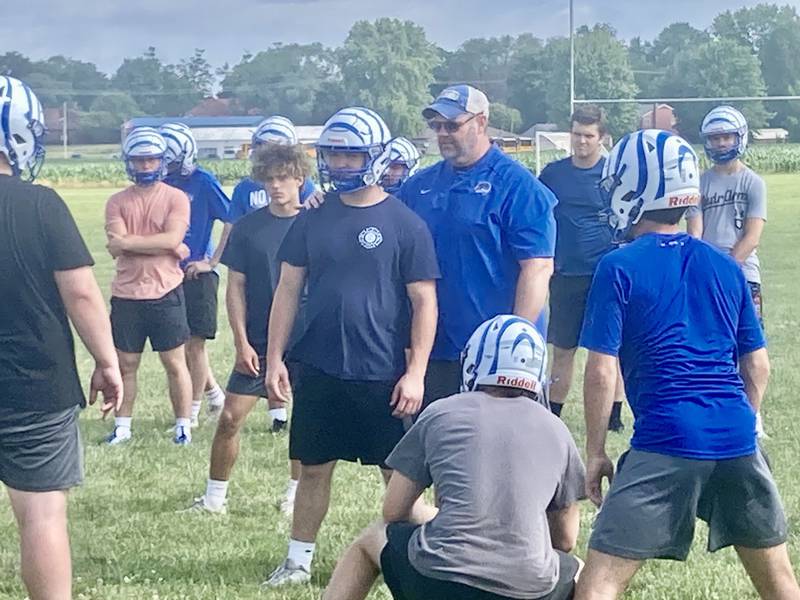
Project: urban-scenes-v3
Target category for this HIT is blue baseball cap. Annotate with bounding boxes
[423,85,490,120]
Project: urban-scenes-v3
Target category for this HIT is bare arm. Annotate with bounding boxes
[739,347,770,412]
[209,222,234,268]
[731,218,765,265]
[583,351,618,506]
[686,213,703,238]
[226,269,249,353]
[546,503,580,553]
[265,263,307,403]
[383,471,427,523]
[116,218,188,254]
[514,257,554,323]
[54,266,122,416]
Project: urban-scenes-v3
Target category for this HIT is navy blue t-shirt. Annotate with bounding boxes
[539,157,613,276]
[580,233,765,460]
[399,145,556,360]
[278,194,441,381]
[229,177,316,222]
[164,167,231,265]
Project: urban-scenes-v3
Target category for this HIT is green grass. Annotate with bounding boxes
[0,178,799,599]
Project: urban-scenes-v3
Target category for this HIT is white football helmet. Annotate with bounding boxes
[160,122,197,176]
[316,106,392,193]
[0,76,46,181]
[122,127,167,185]
[600,129,700,242]
[252,115,298,146]
[380,136,421,193]
[700,105,748,164]
[461,315,548,405]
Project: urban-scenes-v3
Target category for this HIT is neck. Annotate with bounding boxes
[0,159,13,176]
[450,137,492,169]
[713,159,743,175]
[571,152,602,169]
[269,200,301,217]
[340,185,387,207]
[632,220,681,238]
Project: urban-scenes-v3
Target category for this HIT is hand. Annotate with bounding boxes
[185,260,213,279]
[585,453,615,508]
[235,344,261,377]
[175,243,190,261]
[89,364,123,419]
[106,231,128,257]
[303,190,325,210]
[266,360,292,405]
[390,372,424,418]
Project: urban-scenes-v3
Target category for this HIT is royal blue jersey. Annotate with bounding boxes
[539,157,613,276]
[399,145,556,360]
[229,177,317,223]
[580,233,765,460]
[164,167,230,264]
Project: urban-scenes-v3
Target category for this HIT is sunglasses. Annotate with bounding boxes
[427,113,478,133]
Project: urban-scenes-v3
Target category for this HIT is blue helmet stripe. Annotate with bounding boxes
[488,317,533,375]
[329,120,367,144]
[634,132,648,197]
[654,130,670,200]
[472,315,501,374]
[614,133,630,173]
[1,77,13,169]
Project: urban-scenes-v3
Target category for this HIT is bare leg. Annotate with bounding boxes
[158,345,193,419]
[209,392,259,480]
[205,367,220,392]
[292,461,337,542]
[186,336,209,408]
[549,346,578,413]
[323,520,387,600]
[573,549,642,600]
[115,351,142,417]
[736,544,800,599]
[380,468,438,524]
[7,487,72,600]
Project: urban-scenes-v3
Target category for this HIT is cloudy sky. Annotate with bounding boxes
[4,0,800,74]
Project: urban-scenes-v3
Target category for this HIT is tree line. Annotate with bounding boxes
[3,3,800,144]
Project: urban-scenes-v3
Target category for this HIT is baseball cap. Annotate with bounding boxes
[423,85,490,120]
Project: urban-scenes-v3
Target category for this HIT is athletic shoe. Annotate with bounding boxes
[179,496,227,515]
[174,427,192,445]
[271,418,288,434]
[105,427,132,446]
[262,559,311,587]
[207,402,224,421]
[190,413,200,428]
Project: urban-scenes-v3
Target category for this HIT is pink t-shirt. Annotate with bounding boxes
[105,182,190,300]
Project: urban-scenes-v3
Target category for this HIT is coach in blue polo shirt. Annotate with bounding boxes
[399,85,556,406]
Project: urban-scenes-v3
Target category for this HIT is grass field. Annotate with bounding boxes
[0,178,798,600]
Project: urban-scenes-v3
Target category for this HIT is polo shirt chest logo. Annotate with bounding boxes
[474,181,492,195]
[358,226,383,250]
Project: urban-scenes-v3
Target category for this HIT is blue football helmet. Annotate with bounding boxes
[252,115,298,147]
[700,105,748,164]
[380,136,420,194]
[122,127,168,185]
[160,122,197,176]
[0,76,47,181]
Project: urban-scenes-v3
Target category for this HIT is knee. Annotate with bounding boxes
[162,357,188,378]
[118,356,140,376]
[300,463,335,484]
[216,408,243,437]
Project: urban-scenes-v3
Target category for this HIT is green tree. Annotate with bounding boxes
[222,43,339,124]
[39,56,109,110]
[177,49,215,97]
[338,18,441,136]
[712,3,798,53]
[112,48,198,116]
[489,102,522,133]
[434,35,521,102]
[0,52,34,78]
[507,36,548,127]
[661,38,770,141]
[759,19,800,137]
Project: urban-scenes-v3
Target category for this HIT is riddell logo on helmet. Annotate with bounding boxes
[668,194,699,207]
[496,375,536,390]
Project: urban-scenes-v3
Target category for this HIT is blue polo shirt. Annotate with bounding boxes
[230,177,317,222]
[399,145,556,360]
[580,233,765,460]
[164,167,231,265]
[539,156,613,276]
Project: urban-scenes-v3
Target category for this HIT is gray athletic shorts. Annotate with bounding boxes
[226,357,268,398]
[589,447,787,561]
[0,406,84,492]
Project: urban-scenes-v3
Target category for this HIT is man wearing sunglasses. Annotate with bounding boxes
[398,85,557,409]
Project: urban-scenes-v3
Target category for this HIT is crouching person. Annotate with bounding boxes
[324,314,585,600]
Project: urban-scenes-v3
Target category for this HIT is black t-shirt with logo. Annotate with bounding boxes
[278,193,440,381]
[220,207,297,356]
[0,175,94,411]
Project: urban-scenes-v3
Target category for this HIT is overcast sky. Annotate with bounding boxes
[4,0,799,74]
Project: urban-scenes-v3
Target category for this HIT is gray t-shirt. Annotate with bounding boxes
[687,167,767,283]
[386,391,586,599]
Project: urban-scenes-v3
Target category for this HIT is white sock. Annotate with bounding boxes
[206,384,225,407]
[114,417,132,432]
[285,479,298,501]
[176,418,192,439]
[205,479,229,510]
[755,411,766,438]
[269,407,288,422]
[191,401,202,420]
[287,539,315,571]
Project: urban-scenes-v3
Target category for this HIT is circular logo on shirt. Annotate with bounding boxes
[358,226,383,250]
[474,181,492,194]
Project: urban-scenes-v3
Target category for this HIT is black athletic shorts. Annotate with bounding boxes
[547,274,593,350]
[183,271,219,339]
[225,357,301,399]
[0,406,83,492]
[589,447,787,560]
[381,522,578,600]
[110,286,190,353]
[289,364,405,466]
[422,360,461,410]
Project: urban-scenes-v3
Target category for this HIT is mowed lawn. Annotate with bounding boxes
[0,176,798,600]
